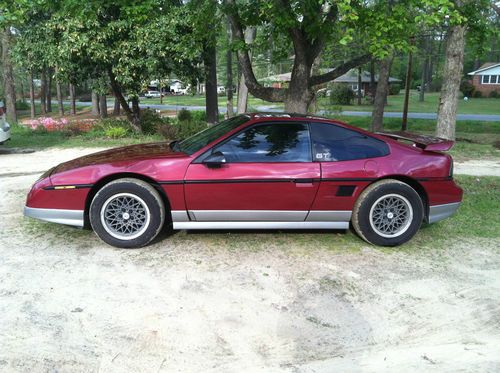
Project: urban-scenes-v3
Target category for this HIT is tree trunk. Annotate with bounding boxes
[370,55,394,132]
[226,18,234,118]
[55,67,64,116]
[40,70,47,115]
[436,25,466,141]
[99,94,107,118]
[113,96,120,116]
[91,91,100,115]
[2,27,17,123]
[402,50,413,131]
[107,68,141,131]
[69,83,76,115]
[236,27,255,114]
[370,59,376,104]
[46,68,53,113]
[203,36,219,125]
[29,71,36,118]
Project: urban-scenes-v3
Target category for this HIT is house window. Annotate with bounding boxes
[481,75,500,84]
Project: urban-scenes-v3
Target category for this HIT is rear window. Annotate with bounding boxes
[310,122,389,161]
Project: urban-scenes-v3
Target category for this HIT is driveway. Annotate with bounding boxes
[1,148,499,372]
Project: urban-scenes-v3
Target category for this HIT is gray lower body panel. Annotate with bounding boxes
[428,202,461,224]
[173,221,349,230]
[24,206,84,227]
[172,210,351,230]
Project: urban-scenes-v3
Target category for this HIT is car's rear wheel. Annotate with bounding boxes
[352,179,423,246]
[90,178,165,248]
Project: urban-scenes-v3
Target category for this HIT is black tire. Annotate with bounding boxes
[352,179,423,246]
[90,178,165,248]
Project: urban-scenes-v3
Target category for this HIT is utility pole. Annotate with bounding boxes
[402,38,415,131]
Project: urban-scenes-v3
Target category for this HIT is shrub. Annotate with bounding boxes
[190,110,207,122]
[329,84,355,105]
[158,123,178,140]
[95,118,132,131]
[460,79,475,97]
[388,84,401,95]
[104,126,128,139]
[16,100,30,110]
[472,90,483,98]
[139,109,165,135]
[488,90,499,98]
[176,119,207,139]
[177,108,192,122]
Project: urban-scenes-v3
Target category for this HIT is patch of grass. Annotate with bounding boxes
[7,122,163,149]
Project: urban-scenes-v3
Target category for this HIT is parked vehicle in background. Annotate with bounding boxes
[144,91,162,98]
[0,101,11,145]
[24,113,463,249]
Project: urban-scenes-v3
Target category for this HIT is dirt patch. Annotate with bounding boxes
[0,148,499,372]
[455,159,500,177]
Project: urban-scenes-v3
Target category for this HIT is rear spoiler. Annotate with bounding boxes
[376,131,454,152]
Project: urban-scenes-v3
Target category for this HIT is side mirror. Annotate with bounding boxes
[203,151,226,168]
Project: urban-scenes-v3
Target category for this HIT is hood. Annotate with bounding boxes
[52,142,186,175]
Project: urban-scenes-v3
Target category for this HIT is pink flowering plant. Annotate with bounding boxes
[26,117,95,132]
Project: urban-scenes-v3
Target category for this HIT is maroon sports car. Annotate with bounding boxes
[24,113,463,248]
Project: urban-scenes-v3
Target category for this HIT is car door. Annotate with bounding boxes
[307,121,391,219]
[184,121,320,222]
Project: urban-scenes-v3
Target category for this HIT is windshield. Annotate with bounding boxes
[178,115,251,154]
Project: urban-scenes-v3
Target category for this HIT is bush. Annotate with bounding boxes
[190,110,207,122]
[329,84,355,105]
[94,118,132,132]
[177,108,192,122]
[158,123,178,140]
[488,90,499,98]
[460,79,475,97]
[176,119,207,139]
[16,100,30,110]
[104,126,128,139]
[139,109,165,135]
[472,90,483,98]
[388,84,401,95]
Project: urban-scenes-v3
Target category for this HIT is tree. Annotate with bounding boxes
[370,55,394,132]
[2,26,17,123]
[436,0,495,140]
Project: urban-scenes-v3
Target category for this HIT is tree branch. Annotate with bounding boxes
[309,54,372,86]
[225,0,286,102]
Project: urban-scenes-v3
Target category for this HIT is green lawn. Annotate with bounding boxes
[143,91,500,115]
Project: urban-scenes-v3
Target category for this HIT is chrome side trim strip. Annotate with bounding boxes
[24,206,84,227]
[428,202,461,224]
[189,210,308,222]
[306,210,352,222]
[173,221,349,230]
[171,210,190,222]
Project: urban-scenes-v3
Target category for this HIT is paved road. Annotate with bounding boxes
[68,100,500,121]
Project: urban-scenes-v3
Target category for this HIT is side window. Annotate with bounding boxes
[310,122,389,162]
[213,122,311,163]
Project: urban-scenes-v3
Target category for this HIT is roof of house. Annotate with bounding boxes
[468,62,500,75]
[262,69,400,83]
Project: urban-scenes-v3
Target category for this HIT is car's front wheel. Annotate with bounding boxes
[90,178,165,248]
[352,179,423,246]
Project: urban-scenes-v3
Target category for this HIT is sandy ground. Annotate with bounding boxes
[1,148,499,372]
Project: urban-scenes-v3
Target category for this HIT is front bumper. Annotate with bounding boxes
[24,206,84,227]
[428,202,461,224]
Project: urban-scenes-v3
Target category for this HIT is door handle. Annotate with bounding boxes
[293,178,315,183]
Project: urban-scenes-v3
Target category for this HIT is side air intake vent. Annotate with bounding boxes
[336,185,356,197]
